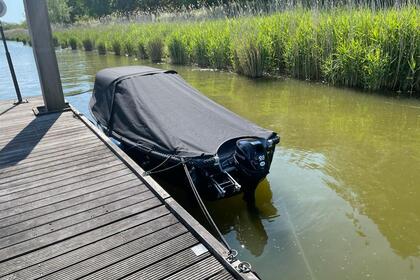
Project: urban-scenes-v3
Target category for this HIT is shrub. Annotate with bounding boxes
[82,38,94,51]
[97,41,107,55]
[323,39,366,88]
[69,37,78,50]
[147,37,164,62]
[60,39,68,49]
[111,40,122,55]
[234,41,267,78]
[52,36,59,48]
[137,41,148,59]
[123,40,135,56]
[167,33,189,64]
[193,38,210,67]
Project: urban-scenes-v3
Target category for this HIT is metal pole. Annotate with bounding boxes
[0,20,23,103]
[23,0,66,112]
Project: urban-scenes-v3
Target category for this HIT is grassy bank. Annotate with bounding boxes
[9,6,420,94]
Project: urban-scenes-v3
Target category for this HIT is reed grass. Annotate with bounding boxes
[167,31,190,64]
[68,37,78,50]
[97,40,107,55]
[82,38,94,51]
[147,36,165,62]
[111,40,122,55]
[47,6,419,94]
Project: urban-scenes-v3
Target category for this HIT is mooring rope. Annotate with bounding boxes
[181,160,231,249]
[181,160,243,262]
[142,155,172,175]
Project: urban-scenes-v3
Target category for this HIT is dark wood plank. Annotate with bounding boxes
[163,256,224,280]
[0,155,119,189]
[0,152,115,186]
[0,134,97,162]
[0,141,103,171]
[0,120,83,141]
[0,112,76,129]
[0,126,89,148]
[6,219,183,280]
[77,233,199,280]
[0,197,162,262]
[0,191,155,248]
[0,181,146,235]
[122,247,211,280]
[208,270,236,280]
[0,169,135,226]
[0,174,138,217]
[0,145,109,177]
[41,225,192,280]
[0,161,125,197]
[0,207,171,277]
[0,170,135,210]
[0,164,129,202]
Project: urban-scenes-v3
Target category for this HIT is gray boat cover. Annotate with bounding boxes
[90,66,275,158]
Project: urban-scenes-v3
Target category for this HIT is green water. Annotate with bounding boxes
[2,42,420,280]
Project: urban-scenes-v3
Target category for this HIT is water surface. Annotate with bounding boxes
[1,41,420,280]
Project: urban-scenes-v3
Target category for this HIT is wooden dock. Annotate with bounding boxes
[0,98,258,280]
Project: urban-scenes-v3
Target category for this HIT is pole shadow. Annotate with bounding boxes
[0,103,18,117]
[0,112,62,168]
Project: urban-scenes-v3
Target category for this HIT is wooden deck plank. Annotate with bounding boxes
[0,192,156,248]
[0,156,120,189]
[0,175,139,218]
[163,256,225,280]
[0,198,162,262]
[121,247,211,280]
[0,117,83,137]
[0,134,97,162]
[0,121,84,138]
[0,165,130,202]
[77,233,199,280]
[209,270,236,280]
[0,183,147,235]
[0,139,100,167]
[42,227,194,280]
[0,171,136,226]
[0,170,136,210]
[0,152,115,186]
[0,128,92,151]
[5,220,183,280]
[0,207,172,278]
[0,162,126,200]
[0,98,251,280]
[0,123,88,143]
[0,125,92,144]
[0,144,109,176]
[0,148,112,180]
[0,111,75,126]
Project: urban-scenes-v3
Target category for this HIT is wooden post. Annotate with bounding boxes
[23,0,66,112]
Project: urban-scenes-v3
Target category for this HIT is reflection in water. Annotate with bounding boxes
[208,180,278,257]
[2,42,420,280]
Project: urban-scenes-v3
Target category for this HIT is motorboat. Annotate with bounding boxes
[89,66,280,199]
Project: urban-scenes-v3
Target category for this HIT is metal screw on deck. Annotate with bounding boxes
[0,0,23,104]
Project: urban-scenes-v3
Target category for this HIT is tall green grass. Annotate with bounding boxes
[49,6,419,94]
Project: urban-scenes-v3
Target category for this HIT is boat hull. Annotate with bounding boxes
[117,134,279,200]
